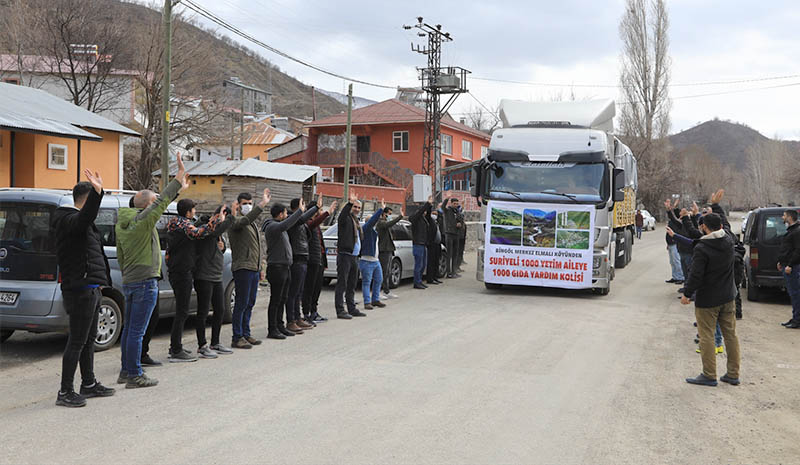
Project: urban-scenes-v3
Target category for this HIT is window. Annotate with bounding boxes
[48,144,68,170]
[0,202,58,281]
[441,134,453,155]
[391,223,411,241]
[763,215,788,245]
[2,78,20,85]
[393,131,409,152]
[481,146,489,158]
[95,209,117,246]
[462,140,473,160]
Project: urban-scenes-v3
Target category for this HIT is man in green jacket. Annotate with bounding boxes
[116,157,188,388]
[228,188,270,349]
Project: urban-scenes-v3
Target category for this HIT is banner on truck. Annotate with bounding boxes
[483,201,595,289]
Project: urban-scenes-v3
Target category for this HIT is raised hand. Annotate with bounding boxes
[318,192,323,205]
[349,191,358,203]
[328,200,338,214]
[259,188,271,207]
[710,189,725,204]
[219,205,227,221]
[427,195,433,204]
[664,199,672,210]
[178,171,190,190]
[679,208,689,218]
[232,201,240,215]
[175,156,187,189]
[381,198,386,210]
[672,197,680,209]
[84,169,103,193]
[300,197,306,211]
[691,201,699,216]
[665,226,675,237]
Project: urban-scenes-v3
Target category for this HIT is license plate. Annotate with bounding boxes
[0,292,19,305]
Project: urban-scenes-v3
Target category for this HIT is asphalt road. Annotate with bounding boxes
[2,223,800,464]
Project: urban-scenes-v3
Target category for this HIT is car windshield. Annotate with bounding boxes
[0,202,58,281]
[488,161,607,203]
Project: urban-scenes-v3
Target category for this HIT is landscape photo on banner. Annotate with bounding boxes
[484,201,595,289]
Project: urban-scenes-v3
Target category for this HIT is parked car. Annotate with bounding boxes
[741,206,800,301]
[640,210,656,231]
[322,219,448,288]
[0,188,235,350]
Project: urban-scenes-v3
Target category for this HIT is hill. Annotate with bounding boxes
[318,89,378,110]
[0,0,346,120]
[668,119,770,170]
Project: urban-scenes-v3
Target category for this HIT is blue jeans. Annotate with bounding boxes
[668,244,684,281]
[715,323,723,347]
[120,279,158,377]
[232,269,259,341]
[784,267,800,322]
[412,245,427,285]
[636,226,642,239]
[359,260,383,304]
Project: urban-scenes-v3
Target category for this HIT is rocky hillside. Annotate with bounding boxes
[668,119,778,170]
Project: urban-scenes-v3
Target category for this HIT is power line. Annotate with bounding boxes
[467,92,500,122]
[181,0,397,89]
[471,73,800,89]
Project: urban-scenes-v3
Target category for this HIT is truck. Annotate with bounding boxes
[470,99,638,295]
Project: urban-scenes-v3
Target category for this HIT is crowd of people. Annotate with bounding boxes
[52,157,471,407]
[661,189,800,387]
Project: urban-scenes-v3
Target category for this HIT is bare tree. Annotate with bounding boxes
[463,104,500,133]
[0,0,45,87]
[618,0,672,215]
[124,8,227,190]
[746,140,792,208]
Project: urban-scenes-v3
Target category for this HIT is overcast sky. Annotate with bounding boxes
[183,0,800,139]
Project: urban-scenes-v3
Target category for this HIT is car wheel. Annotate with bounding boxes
[746,280,760,302]
[94,296,122,352]
[0,329,13,343]
[438,252,448,279]
[484,282,502,290]
[223,280,235,324]
[323,277,333,287]
[389,257,402,289]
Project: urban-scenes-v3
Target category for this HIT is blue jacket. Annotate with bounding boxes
[360,208,386,259]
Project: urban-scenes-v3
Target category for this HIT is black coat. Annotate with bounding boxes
[288,204,318,262]
[51,189,111,291]
[376,214,403,253]
[193,215,234,283]
[427,212,442,246]
[683,229,737,308]
[336,202,361,255]
[410,202,431,245]
[307,211,330,267]
[779,222,800,267]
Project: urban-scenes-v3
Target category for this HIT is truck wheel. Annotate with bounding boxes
[615,233,627,269]
[223,280,235,324]
[485,282,502,290]
[0,329,13,343]
[592,285,610,296]
[746,281,760,302]
[94,296,123,352]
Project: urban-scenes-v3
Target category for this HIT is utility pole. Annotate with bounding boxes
[160,0,173,190]
[239,88,244,159]
[404,17,469,202]
[343,83,353,201]
[311,86,317,120]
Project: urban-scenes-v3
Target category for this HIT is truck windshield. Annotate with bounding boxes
[488,161,607,203]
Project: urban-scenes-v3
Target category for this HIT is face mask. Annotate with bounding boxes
[431,214,438,220]
[241,204,252,214]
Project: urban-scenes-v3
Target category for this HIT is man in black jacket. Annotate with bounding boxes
[425,205,443,285]
[681,213,741,387]
[335,192,365,318]
[443,198,463,278]
[410,197,432,289]
[193,204,235,356]
[779,209,800,328]
[262,198,318,339]
[285,198,320,334]
[51,170,115,407]
[165,199,222,362]
[303,198,337,322]
[376,206,403,299]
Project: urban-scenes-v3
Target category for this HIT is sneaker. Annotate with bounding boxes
[311,312,328,322]
[349,311,367,317]
[245,336,263,345]
[384,292,399,299]
[716,346,724,354]
[720,374,741,386]
[168,350,198,363]
[140,354,163,367]
[363,303,374,310]
[373,301,386,308]
[126,373,158,389]
[232,338,253,349]
[685,373,717,387]
[117,371,129,385]
[56,390,87,408]
[198,344,218,359]
[337,312,353,320]
[209,343,233,354]
[79,382,115,398]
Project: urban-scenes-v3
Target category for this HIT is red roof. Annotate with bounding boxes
[305,99,490,140]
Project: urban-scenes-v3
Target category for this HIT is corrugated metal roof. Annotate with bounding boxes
[0,82,139,137]
[154,158,319,183]
[243,121,295,145]
[0,111,102,140]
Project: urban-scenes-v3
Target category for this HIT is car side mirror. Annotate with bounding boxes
[613,168,625,202]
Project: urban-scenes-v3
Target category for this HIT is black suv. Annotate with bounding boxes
[742,206,800,301]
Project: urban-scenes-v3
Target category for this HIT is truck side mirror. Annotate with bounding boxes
[613,168,625,202]
[470,164,483,197]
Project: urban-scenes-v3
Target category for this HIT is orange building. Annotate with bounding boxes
[0,82,138,190]
[241,120,296,160]
[273,99,490,200]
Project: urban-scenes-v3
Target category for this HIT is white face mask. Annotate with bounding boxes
[431,214,438,220]
[241,204,252,214]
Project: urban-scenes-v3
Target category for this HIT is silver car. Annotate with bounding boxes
[322,219,448,288]
[0,188,235,351]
